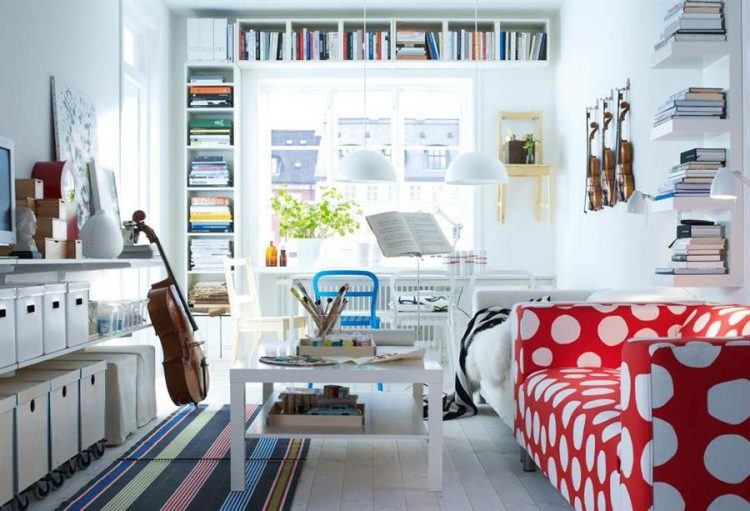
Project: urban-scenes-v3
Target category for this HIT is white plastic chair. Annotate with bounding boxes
[224,258,306,362]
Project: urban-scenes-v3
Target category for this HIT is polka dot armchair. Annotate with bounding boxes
[512,302,750,511]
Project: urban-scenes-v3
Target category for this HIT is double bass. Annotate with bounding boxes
[615,91,635,201]
[133,210,209,405]
[600,99,617,207]
[585,108,603,212]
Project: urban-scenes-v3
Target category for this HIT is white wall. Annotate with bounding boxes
[554,0,745,300]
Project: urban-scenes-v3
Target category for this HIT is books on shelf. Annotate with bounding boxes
[189,196,233,233]
[189,155,231,187]
[187,18,235,62]
[446,29,493,60]
[240,28,285,61]
[189,74,226,85]
[189,237,233,272]
[292,29,342,60]
[656,221,727,275]
[188,118,233,147]
[395,30,433,60]
[653,87,726,126]
[188,281,230,313]
[188,85,233,108]
[499,31,547,61]
[344,30,391,60]
[655,1,726,50]
[653,147,725,201]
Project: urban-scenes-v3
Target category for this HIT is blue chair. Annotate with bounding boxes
[312,270,381,329]
[311,270,382,391]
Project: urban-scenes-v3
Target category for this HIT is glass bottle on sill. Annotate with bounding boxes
[265,241,278,267]
[279,247,287,267]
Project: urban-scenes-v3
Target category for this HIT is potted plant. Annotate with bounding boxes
[523,134,541,164]
[271,186,362,266]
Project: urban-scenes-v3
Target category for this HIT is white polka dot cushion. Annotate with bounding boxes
[513,302,750,511]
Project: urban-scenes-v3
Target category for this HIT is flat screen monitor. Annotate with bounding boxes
[0,137,15,246]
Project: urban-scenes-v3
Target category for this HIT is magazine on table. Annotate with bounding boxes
[336,347,426,365]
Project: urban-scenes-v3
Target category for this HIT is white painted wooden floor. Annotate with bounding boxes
[34,359,569,511]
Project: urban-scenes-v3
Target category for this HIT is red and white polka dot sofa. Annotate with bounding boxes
[512,302,750,511]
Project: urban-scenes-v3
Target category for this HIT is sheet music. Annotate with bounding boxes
[366,212,420,257]
[366,211,451,257]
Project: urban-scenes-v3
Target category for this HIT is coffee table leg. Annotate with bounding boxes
[412,383,423,404]
[263,382,273,403]
[427,381,443,491]
[230,380,246,491]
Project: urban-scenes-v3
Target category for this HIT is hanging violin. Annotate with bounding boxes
[600,99,617,207]
[585,108,603,212]
[615,85,634,202]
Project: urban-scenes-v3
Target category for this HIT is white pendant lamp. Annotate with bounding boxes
[334,0,396,183]
[445,0,508,186]
[710,167,740,200]
[626,190,651,214]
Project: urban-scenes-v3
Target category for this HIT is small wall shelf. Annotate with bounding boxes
[651,40,728,70]
[650,118,730,142]
[649,197,736,214]
[653,273,741,288]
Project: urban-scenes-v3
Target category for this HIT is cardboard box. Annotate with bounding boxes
[15,179,44,200]
[36,239,82,259]
[34,200,65,220]
[34,218,67,240]
[267,402,365,428]
[15,198,36,212]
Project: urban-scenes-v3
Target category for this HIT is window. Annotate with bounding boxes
[258,80,474,255]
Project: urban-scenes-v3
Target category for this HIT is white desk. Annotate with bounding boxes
[230,344,444,492]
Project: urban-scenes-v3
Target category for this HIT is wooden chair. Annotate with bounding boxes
[223,257,306,362]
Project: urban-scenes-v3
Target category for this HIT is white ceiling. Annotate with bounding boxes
[162,0,563,16]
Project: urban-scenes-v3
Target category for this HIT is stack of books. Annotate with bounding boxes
[188,85,232,108]
[657,221,727,275]
[188,118,232,147]
[446,30,495,60]
[189,196,233,233]
[654,87,726,127]
[239,29,285,61]
[344,30,391,60]
[654,147,726,200]
[292,30,341,60]
[655,0,725,50]
[190,74,226,85]
[499,31,547,61]
[188,281,229,314]
[189,238,233,272]
[395,30,430,60]
[189,156,231,187]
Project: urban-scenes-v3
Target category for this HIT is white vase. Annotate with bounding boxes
[294,238,323,267]
[79,211,124,258]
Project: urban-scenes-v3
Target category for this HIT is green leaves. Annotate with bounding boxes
[270,186,362,239]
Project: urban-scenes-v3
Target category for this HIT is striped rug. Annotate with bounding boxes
[59,404,309,511]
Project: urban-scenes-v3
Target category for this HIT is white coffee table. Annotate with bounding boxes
[230,344,443,491]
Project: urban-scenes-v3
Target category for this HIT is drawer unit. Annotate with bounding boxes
[0,380,49,493]
[0,288,17,371]
[15,369,80,470]
[13,286,44,363]
[30,360,106,451]
[65,282,90,347]
[41,284,67,355]
[0,394,16,507]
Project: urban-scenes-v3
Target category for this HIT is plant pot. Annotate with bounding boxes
[293,238,324,267]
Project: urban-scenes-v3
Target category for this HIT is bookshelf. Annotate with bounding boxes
[649,0,742,288]
[234,16,549,67]
[183,62,241,311]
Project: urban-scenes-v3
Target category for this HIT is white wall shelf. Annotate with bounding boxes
[649,197,736,214]
[650,118,730,142]
[0,257,163,275]
[236,59,550,71]
[653,273,741,288]
[651,40,729,69]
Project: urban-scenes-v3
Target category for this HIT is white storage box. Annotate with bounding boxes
[15,369,80,470]
[14,286,45,363]
[58,353,137,445]
[66,282,90,347]
[0,288,17,371]
[41,283,67,355]
[0,380,49,493]
[0,394,16,506]
[30,360,106,451]
[87,346,156,427]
